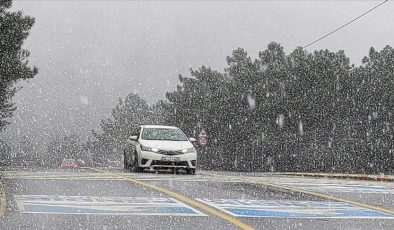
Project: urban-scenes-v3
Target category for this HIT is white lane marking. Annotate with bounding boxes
[6,171,394,193]
[14,195,207,216]
[202,173,394,195]
[281,182,394,194]
[0,171,236,182]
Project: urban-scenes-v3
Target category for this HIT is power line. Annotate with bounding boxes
[302,0,389,49]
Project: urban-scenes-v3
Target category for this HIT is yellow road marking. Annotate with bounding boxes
[0,181,5,216]
[86,167,254,230]
[205,172,394,216]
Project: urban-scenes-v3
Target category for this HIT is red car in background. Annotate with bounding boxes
[60,159,78,169]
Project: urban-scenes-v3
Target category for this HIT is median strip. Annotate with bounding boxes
[85,167,254,230]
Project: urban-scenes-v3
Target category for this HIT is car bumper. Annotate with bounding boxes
[140,151,197,169]
[61,165,78,169]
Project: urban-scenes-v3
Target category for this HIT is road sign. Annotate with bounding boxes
[198,130,208,145]
[197,199,394,219]
[15,195,206,216]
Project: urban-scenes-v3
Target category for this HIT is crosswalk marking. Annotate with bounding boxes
[15,195,206,216]
[197,198,394,219]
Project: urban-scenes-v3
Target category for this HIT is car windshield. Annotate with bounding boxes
[141,128,188,141]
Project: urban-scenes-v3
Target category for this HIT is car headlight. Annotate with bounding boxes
[181,148,196,153]
[140,145,159,152]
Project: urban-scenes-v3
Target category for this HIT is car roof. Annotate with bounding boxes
[141,125,179,129]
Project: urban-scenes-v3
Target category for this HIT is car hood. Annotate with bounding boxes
[139,140,194,150]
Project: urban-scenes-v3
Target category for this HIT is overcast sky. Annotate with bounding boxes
[2,0,393,148]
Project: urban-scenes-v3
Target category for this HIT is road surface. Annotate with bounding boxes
[1,168,394,229]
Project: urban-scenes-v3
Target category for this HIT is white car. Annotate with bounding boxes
[124,125,197,174]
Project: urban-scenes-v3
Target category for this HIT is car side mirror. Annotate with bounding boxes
[129,135,138,141]
[189,137,197,142]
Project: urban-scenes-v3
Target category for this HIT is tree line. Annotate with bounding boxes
[91,42,394,174]
[9,43,392,173]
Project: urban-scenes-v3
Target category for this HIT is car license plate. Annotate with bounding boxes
[161,156,180,162]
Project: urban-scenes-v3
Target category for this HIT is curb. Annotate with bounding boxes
[276,172,394,182]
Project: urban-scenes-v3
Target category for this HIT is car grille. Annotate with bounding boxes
[158,150,182,155]
[151,160,188,167]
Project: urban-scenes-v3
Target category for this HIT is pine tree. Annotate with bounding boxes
[0,0,37,129]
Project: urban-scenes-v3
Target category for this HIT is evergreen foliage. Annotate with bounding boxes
[91,43,394,174]
[161,43,394,173]
[0,0,37,129]
[92,93,164,160]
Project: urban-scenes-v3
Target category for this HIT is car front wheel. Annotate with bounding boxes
[123,151,130,170]
[186,168,195,175]
[130,152,143,173]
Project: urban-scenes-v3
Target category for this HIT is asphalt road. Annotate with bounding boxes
[1,168,394,230]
